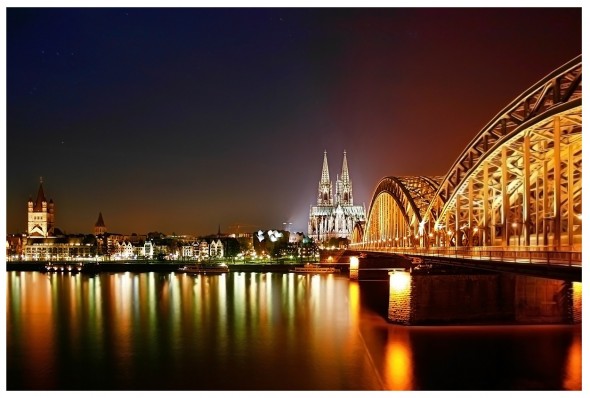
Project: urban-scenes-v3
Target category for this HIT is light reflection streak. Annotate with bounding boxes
[170,273,181,347]
[265,272,273,325]
[217,273,228,352]
[233,272,246,346]
[147,273,156,356]
[311,274,320,321]
[563,282,582,390]
[383,328,414,390]
[9,272,57,388]
[114,273,132,374]
[249,273,258,324]
[132,274,140,320]
[89,276,104,356]
[68,274,81,351]
[325,274,335,315]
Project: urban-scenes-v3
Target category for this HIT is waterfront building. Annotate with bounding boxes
[209,239,224,258]
[198,240,209,258]
[23,235,94,261]
[6,234,25,260]
[111,240,134,259]
[181,245,194,258]
[22,180,94,260]
[308,151,366,243]
[143,240,154,259]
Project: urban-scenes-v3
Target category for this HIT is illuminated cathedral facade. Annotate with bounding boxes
[308,151,366,243]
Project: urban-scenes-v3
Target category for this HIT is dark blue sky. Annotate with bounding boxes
[5,7,582,236]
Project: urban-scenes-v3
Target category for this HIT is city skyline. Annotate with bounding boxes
[5,7,582,236]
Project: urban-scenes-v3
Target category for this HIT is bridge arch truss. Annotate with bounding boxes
[358,55,582,252]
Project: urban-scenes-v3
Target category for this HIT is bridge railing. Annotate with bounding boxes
[352,245,582,267]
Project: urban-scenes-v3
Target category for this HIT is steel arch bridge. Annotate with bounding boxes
[353,55,581,262]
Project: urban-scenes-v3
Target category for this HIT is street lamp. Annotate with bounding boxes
[512,222,518,247]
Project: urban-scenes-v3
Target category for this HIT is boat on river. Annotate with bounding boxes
[292,263,338,273]
[45,262,83,273]
[178,263,229,274]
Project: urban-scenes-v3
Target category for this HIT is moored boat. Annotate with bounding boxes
[179,263,229,274]
[45,262,83,273]
[292,263,338,273]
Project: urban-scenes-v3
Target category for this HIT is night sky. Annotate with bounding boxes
[5,7,582,237]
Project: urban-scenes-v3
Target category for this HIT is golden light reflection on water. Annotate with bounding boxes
[113,272,132,375]
[88,275,104,357]
[7,272,57,388]
[563,281,582,390]
[563,330,582,390]
[383,328,413,390]
[6,271,582,390]
[169,273,181,346]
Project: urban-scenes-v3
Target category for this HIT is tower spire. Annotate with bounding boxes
[317,150,333,206]
[339,150,353,205]
[321,150,330,184]
[341,150,350,183]
[94,211,107,235]
[95,212,105,227]
[34,178,47,211]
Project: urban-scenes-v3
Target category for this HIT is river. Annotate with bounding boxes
[5,270,581,390]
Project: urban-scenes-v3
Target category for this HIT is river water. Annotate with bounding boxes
[5,271,582,390]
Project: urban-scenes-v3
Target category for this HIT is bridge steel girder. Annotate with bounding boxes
[363,176,442,248]
[423,55,582,251]
[351,222,365,244]
[357,55,582,255]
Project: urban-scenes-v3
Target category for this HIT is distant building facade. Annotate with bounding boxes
[308,151,366,243]
[23,236,94,261]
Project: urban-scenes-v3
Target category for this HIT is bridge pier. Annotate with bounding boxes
[388,270,580,326]
[348,253,410,281]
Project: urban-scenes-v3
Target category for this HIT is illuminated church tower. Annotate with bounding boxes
[308,151,366,243]
[317,150,333,205]
[27,178,55,237]
[335,150,353,206]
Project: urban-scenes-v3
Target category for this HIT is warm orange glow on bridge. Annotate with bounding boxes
[389,270,411,293]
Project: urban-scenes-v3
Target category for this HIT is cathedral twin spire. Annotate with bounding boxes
[317,150,353,206]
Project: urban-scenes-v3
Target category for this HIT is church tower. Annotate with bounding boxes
[94,212,107,235]
[27,178,55,237]
[338,150,353,205]
[317,150,333,206]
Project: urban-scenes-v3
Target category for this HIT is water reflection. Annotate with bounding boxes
[6,271,581,390]
[383,327,413,390]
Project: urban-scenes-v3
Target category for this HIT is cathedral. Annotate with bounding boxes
[308,151,366,243]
